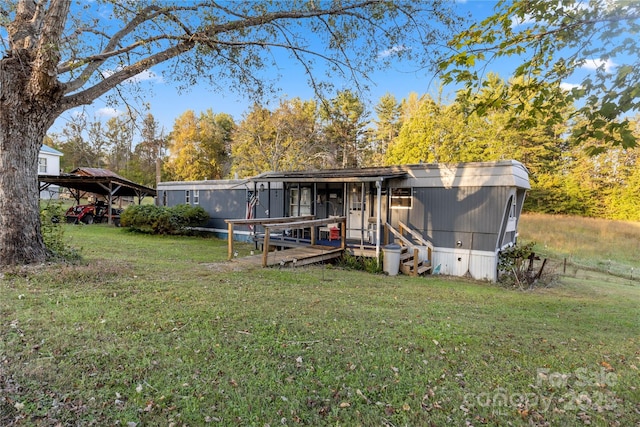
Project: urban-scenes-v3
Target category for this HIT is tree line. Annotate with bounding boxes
[48,77,639,221]
[4,0,637,266]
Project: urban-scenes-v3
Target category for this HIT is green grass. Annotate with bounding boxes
[1,221,639,426]
[519,213,640,278]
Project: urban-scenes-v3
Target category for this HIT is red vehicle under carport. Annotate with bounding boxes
[38,167,156,225]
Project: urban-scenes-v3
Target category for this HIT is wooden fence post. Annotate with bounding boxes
[262,227,270,267]
[227,222,234,260]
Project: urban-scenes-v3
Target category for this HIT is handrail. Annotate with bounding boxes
[226,215,315,260]
[386,221,433,268]
[264,217,346,230]
[225,215,315,226]
[385,222,413,247]
[398,221,433,248]
[262,217,347,266]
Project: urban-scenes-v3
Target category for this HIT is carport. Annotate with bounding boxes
[39,167,156,224]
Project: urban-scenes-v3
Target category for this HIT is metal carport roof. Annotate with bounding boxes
[39,167,156,203]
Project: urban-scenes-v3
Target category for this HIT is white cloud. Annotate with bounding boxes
[70,110,87,120]
[511,1,591,28]
[560,82,581,91]
[510,14,535,28]
[95,107,122,118]
[101,67,164,84]
[127,69,164,84]
[582,58,617,73]
[377,45,409,60]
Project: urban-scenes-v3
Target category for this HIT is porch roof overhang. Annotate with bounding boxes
[249,166,408,183]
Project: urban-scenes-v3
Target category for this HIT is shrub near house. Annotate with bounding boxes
[120,204,209,235]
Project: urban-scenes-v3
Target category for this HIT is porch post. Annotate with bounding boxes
[360,182,365,246]
[262,227,271,267]
[108,182,113,225]
[227,221,234,260]
[376,179,382,264]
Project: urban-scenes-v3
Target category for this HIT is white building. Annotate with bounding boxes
[39,145,63,199]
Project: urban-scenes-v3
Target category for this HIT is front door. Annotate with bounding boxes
[348,183,365,239]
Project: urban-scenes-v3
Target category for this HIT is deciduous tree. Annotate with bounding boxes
[55,114,105,170]
[231,98,319,177]
[385,92,464,165]
[128,113,167,187]
[440,0,640,153]
[104,116,135,175]
[165,109,233,181]
[0,0,459,265]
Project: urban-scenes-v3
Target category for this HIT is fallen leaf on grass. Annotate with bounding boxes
[600,361,614,372]
[339,401,350,408]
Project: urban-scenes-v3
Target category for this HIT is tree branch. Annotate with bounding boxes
[59,40,194,112]
[29,0,70,97]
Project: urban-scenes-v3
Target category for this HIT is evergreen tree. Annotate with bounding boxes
[319,90,369,168]
[369,93,401,166]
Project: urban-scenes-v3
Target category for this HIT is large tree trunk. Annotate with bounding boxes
[0,52,57,266]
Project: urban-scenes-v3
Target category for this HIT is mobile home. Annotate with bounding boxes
[157,161,530,281]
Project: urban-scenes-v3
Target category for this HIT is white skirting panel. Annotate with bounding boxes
[431,247,498,282]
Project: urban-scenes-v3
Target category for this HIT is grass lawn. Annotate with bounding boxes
[1,219,639,426]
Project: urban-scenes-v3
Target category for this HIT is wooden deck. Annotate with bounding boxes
[232,245,344,268]
[226,216,348,267]
[224,216,431,276]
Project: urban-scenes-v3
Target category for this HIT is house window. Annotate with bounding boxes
[193,190,199,205]
[289,187,300,216]
[390,188,412,209]
[506,196,517,232]
[38,157,47,174]
[185,190,190,204]
[289,185,312,216]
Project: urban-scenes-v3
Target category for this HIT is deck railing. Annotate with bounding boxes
[224,216,347,264]
[384,221,434,265]
[259,217,346,267]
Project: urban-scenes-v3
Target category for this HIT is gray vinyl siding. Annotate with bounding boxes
[165,190,187,207]
[389,186,512,252]
[201,189,247,229]
[160,188,284,229]
[253,189,285,220]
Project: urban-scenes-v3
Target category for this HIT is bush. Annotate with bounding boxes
[337,251,383,274]
[498,241,555,289]
[120,204,209,235]
[40,201,80,261]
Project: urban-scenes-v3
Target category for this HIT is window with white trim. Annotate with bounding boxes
[390,188,413,209]
[185,190,190,204]
[506,196,517,232]
[38,157,47,174]
[193,190,199,205]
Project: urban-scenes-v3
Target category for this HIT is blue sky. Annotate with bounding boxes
[48,1,611,138]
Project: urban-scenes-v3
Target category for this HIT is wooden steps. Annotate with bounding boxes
[398,245,433,277]
[384,221,434,277]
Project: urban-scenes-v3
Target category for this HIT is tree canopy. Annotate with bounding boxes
[440,0,640,153]
[0,0,461,266]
